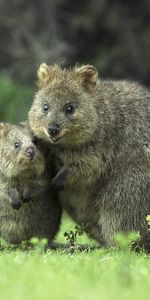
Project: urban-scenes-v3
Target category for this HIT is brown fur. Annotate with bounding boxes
[0,122,61,244]
[29,63,150,249]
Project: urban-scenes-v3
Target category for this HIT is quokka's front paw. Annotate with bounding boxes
[8,188,22,210]
[22,185,37,203]
[51,169,69,189]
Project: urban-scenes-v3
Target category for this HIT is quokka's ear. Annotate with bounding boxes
[74,65,98,93]
[37,63,58,87]
[0,123,11,139]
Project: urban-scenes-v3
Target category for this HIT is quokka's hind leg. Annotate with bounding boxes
[98,170,150,250]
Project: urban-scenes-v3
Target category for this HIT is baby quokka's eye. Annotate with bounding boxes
[65,104,75,115]
[43,103,49,113]
[14,142,21,150]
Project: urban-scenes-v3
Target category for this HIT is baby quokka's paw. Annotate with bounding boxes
[8,187,22,210]
[8,184,37,210]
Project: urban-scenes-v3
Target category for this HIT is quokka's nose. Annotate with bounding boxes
[26,147,35,159]
[48,124,60,137]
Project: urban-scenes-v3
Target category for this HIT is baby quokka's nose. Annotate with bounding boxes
[48,124,59,137]
[26,147,35,159]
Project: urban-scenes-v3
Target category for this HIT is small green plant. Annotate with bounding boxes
[64,224,87,252]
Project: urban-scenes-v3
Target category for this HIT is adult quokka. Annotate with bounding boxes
[29,63,150,250]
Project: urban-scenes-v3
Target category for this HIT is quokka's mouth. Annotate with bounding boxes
[44,128,67,144]
[50,136,63,143]
[23,154,36,162]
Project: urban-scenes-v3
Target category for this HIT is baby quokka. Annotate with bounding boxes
[29,63,150,250]
[0,122,61,245]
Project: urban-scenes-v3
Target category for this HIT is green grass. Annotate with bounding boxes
[0,217,150,300]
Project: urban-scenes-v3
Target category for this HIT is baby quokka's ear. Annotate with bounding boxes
[37,63,60,88]
[74,65,98,93]
[0,123,11,139]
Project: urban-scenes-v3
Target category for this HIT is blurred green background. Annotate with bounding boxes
[0,0,150,122]
[0,74,33,122]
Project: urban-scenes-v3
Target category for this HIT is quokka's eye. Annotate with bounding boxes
[65,104,75,115]
[14,142,20,149]
[43,104,49,112]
